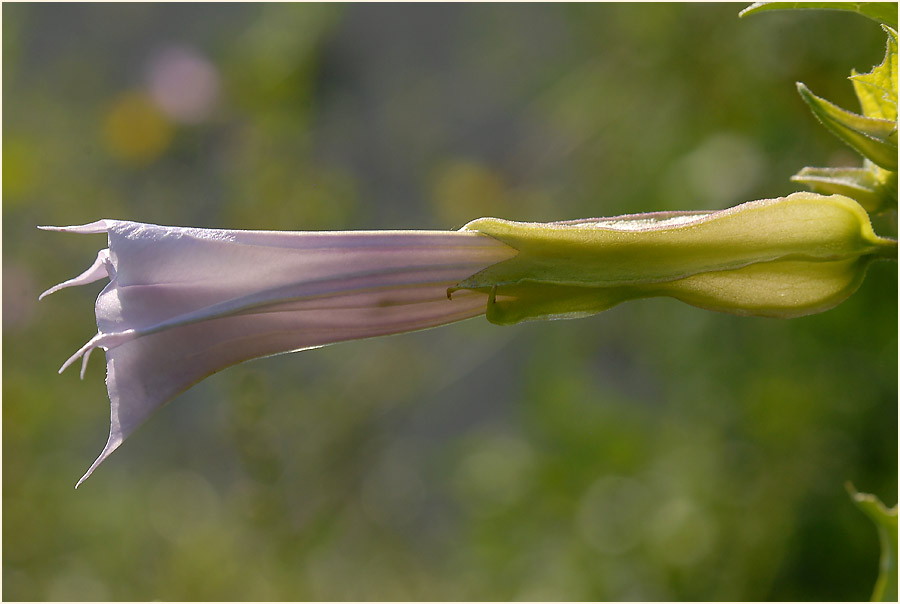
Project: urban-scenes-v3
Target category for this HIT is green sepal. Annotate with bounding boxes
[739,3,899,29]
[792,165,897,213]
[850,26,898,121]
[479,256,876,325]
[797,82,898,170]
[480,281,643,326]
[847,484,898,602]
[456,193,897,325]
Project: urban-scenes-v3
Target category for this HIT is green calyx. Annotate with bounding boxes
[455,193,897,325]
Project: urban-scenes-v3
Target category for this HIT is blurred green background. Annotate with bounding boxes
[3,3,897,600]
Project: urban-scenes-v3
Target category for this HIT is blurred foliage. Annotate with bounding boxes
[3,3,897,600]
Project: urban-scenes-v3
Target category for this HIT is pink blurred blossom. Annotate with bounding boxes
[146,45,220,123]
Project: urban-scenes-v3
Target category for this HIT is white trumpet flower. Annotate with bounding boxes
[40,220,516,486]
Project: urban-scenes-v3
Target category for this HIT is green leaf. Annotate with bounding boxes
[456,193,897,324]
[851,26,898,121]
[792,165,897,212]
[797,82,898,170]
[847,484,898,602]
[740,3,899,28]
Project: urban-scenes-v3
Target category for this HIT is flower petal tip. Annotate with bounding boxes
[58,334,102,377]
[37,220,113,234]
[38,250,112,300]
[75,434,124,489]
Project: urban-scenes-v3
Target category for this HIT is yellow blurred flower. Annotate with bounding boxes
[103,91,173,165]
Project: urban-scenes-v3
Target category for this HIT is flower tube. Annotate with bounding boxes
[40,220,516,486]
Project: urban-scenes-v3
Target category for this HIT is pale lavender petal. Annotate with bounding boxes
[42,220,516,486]
[77,285,491,486]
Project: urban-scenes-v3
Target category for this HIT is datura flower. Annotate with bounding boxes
[42,192,895,486]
